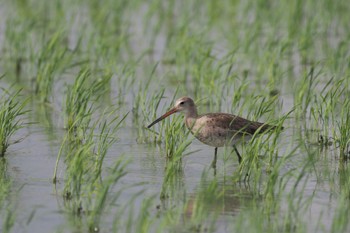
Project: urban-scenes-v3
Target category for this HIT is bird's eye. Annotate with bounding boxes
[179,102,184,105]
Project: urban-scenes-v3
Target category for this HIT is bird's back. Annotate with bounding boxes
[186,113,276,147]
[199,113,273,133]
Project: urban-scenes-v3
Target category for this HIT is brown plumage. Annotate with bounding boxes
[148,97,280,167]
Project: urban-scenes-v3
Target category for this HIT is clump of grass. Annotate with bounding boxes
[1,204,16,233]
[54,104,128,232]
[86,158,128,232]
[135,87,166,143]
[0,158,16,233]
[163,115,194,159]
[336,100,350,160]
[0,158,11,208]
[331,162,350,233]
[232,143,314,233]
[54,68,116,184]
[331,195,350,233]
[0,88,28,157]
[86,0,131,65]
[160,154,185,200]
[132,62,158,121]
[293,67,320,117]
[310,78,346,146]
[235,109,288,185]
[2,18,31,82]
[34,30,72,103]
[64,69,112,136]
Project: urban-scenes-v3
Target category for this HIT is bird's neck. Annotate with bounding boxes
[185,106,198,118]
[184,107,198,128]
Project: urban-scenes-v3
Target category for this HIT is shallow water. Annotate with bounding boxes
[1,1,349,232]
[1,105,340,233]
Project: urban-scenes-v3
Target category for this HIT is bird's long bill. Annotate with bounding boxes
[147,107,178,128]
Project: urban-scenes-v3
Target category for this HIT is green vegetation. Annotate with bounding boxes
[1,0,350,232]
[0,88,27,157]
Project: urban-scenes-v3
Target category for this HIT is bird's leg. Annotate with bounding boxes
[233,145,242,164]
[211,147,218,169]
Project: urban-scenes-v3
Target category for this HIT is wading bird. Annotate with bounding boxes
[147,97,280,168]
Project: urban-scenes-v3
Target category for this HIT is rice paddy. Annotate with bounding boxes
[1,0,350,232]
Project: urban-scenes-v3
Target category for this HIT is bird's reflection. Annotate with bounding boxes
[159,160,258,219]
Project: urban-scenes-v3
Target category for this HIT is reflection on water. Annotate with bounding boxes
[1,100,346,232]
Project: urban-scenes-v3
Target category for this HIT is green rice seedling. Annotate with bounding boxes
[236,133,267,183]
[2,1,57,83]
[163,116,194,159]
[310,78,346,147]
[307,78,349,152]
[55,103,128,231]
[331,194,350,233]
[338,158,350,194]
[4,1,72,68]
[245,95,281,121]
[135,88,166,144]
[1,205,16,233]
[156,12,216,92]
[53,107,126,182]
[232,196,309,233]
[232,143,313,233]
[65,70,93,140]
[0,89,28,157]
[0,158,11,208]
[329,160,350,232]
[64,69,112,135]
[86,157,128,233]
[229,73,250,115]
[56,123,128,231]
[86,0,131,65]
[0,158,16,233]
[132,63,158,123]
[112,64,137,105]
[133,64,184,144]
[90,110,128,182]
[34,30,72,103]
[160,155,185,200]
[336,100,350,160]
[143,0,176,52]
[2,18,32,82]
[293,67,320,118]
[236,114,287,183]
[62,142,94,214]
